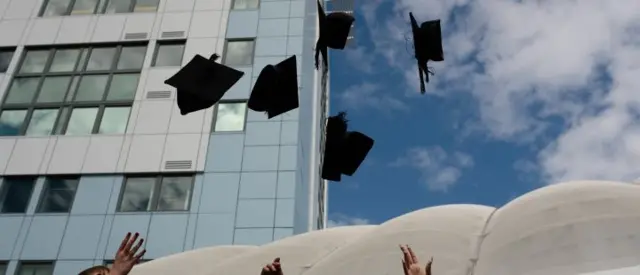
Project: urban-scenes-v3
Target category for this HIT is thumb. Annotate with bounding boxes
[274,257,281,263]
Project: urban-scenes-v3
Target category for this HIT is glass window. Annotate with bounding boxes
[118,175,194,212]
[152,43,185,67]
[99,106,130,134]
[117,46,146,70]
[86,47,116,71]
[65,107,98,135]
[49,49,81,72]
[0,110,27,136]
[75,75,109,101]
[37,177,79,213]
[104,0,132,13]
[71,0,100,14]
[0,49,15,73]
[0,262,6,275]
[133,0,159,12]
[119,177,155,212]
[157,176,192,211]
[214,102,247,132]
[4,78,40,105]
[20,50,50,73]
[17,263,53,275]
[37,77,71,103]
[107,74,139,101]
[223,40,254,66]
[42,0,72,16]
[232,0,259,9]
[0,177,36,213]
[53,107,70,135]
[25,109,59,136]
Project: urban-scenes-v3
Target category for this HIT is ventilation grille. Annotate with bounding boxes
[146,91,172,99]
[164,160,192,170]
[161,31,185,38]
[124,32,148,40]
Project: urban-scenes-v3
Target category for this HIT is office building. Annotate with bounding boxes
[0,0,334,274]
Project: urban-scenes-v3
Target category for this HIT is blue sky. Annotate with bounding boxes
[325,0,640,226]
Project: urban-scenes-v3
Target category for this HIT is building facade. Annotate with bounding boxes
[0,0,330,274]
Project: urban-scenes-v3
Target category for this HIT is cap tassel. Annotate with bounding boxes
[209,54,220,62]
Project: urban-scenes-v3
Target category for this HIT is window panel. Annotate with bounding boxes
[0,110,27,136]
[153,44,185,67]
[37,76,71,103]
[107,74,139,101]
[117,46,146,70]
[4,77,40,104]
[133,0,159,12]
[71,0,100,14]
[20,50,50,73]
[233,0,259,10]
[0,177,36,213]
[75,75,109,101]
[223,40,254,66]
[65,107,98,135]
[17,263,53,275]
[86,47,116,71]
[157,176,192,211]
[0,263,6,275]
[0,50,14,73]
[50,49,81,72]
[214,102,247,132]
[104,0,132,13]
[99,106,130,134]
[119,177,156,212]
[37,177,79,213]
[42,0,72,16]
[25,109,59,136]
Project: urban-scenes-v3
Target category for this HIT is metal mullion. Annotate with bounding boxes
[28,75,48,106]
[130,0,137,13]
[66,0,76,15]
[91,104,106,134]
[150,175,163,211]
[32,102,65,109]
[51,106,66,135]
[111,45,124,71]
[60,48,85,104]
[59,106,72,135]
[19,107,36,135]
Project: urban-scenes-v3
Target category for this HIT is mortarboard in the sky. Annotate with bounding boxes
[315,0,355,70]
[321,112,374,182]
[164,54,245,115]
[409,12,444,94]
[248,55,299,119]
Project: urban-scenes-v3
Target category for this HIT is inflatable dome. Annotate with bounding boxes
[130,181,640,275]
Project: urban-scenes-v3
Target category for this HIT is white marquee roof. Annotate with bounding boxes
[129,181,640,275]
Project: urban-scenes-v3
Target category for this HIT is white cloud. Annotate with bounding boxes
[392,146,474,192]
[362,0,640,184]
[327,213,372,228]
[339,82,410,112]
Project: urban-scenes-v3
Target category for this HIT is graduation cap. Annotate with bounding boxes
[315,0,355,70]
[248,55,299,119]
[409,12,444,94]
[321,112,374,182]
[164,54,245,115]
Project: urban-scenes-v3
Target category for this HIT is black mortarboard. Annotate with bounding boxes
[321,112,375,182]
[248,55,299,119]
[315,0,355,70]
[409,12,444,94]
[164,54,245,115]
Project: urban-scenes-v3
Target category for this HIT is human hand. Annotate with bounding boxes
[110,232,146,275]
[260,258,283,275]
[400,245,432,275]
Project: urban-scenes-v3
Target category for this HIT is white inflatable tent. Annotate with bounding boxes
[129,181,640,275]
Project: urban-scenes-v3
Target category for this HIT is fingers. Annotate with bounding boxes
[399,245,413,266]
[261,258,282,274]
[407,246,418,264]
[135,249,146,261]
[401,259,409,275]
[426,257,433,275]
[131,238,144,254]
[118,232,131,252]
[124,232,139,253]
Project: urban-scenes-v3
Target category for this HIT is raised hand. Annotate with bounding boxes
[111,232,146,275]
[400,245,432,275]
[260,258,283,275]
